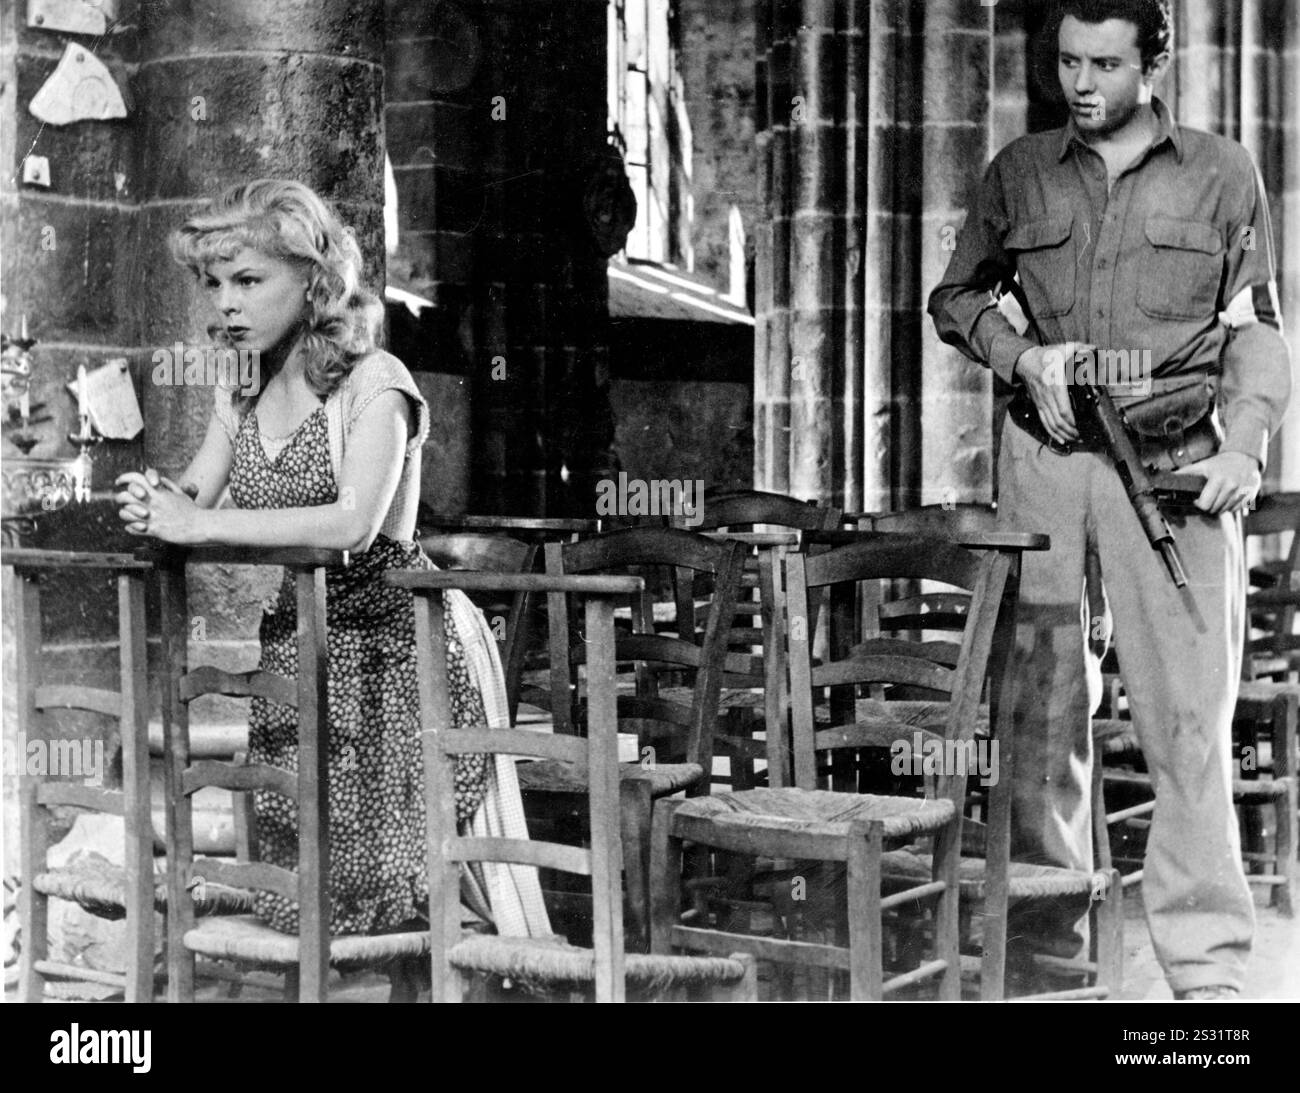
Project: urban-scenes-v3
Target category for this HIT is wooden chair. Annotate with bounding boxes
[515,526,745,946]
[832,507,1126,998]
[396,568,756,1001]
[6,549,159,1001]
[681,490,844,790]
[1243,493,1300,682]
[419,532,538,723]
[650,533,1013,999]
[155,546,430,1002]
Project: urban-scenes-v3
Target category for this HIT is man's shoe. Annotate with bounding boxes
[1174,985,1239,1000]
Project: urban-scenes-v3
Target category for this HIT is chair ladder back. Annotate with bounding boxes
[416,581,629,1002]
[4,552,154,1003]
[784,540,1010,801]
[159,552,333,1002]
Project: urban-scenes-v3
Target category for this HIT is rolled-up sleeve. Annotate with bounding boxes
[927,156,1039,386]
[1217,154,1292,468]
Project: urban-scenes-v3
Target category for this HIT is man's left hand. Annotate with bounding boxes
[1180,451,1262,516]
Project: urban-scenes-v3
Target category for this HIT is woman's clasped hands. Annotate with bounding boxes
[115,469,204,543]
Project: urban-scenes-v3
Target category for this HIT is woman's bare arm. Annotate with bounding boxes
[117,390,413,553]
[178,413,237,508]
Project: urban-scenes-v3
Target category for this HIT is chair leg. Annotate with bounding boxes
[1273,780,1296,915]
[932,821,963,1001]
[1094,868,1125,996]
[620,779,654,952]
[386,957,421,1002]
[718,952,758,1001]
[846,821,884,1000]
[648,800,684,954]
[282,965,299,1003]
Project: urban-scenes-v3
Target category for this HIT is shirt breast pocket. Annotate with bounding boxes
[1005,214,1076,319]
[1137,215,1224,321]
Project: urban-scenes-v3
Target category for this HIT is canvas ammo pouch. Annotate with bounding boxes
[1111,373,1220,473]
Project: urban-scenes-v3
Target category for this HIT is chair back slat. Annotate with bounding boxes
[449,836,593,876]
[812,654,956,695]
[181,759,297,801]
[31,684,122,718]
[190,858,297,903]
[691,489,842,533]
[803,533,985,592]
[562,524,735,576]
[178,666,298,707]
[438,726,586,764]
[35,783,123,814]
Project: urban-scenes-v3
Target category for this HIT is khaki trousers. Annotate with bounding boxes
[997,417,1254,993]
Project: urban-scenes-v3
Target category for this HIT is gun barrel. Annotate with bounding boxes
[1158,539,1188,589]
[1078,383,1190,587]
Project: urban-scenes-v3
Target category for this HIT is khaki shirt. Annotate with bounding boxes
[928,98,1290,468]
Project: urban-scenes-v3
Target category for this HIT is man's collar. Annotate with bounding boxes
[1057,96,1182,162]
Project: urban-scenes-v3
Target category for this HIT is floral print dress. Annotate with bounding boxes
[229,403,488,936]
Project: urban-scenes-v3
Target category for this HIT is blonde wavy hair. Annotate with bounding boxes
[170,179,384,405]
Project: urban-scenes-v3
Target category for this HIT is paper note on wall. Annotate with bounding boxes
[68,359,143,439]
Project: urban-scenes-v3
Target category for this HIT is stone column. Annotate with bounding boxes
[133,0,386,712]
[919,0,994,507]
[388,0,612,517]
[754,0,864,509]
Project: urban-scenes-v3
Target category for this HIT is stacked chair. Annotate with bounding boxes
[396,567,756,1001]
[155,546,432,1002]
[856,507,1126,998]
[6,550,161,1001]
[513,526,745,946]
[649,531,1018,999]
[678,489,843,789]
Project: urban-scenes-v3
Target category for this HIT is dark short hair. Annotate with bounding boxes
[1057,0,1173,71]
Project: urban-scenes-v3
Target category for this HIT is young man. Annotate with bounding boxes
[928,0,1290,999]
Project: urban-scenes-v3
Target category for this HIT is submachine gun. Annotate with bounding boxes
[1070,383,1207,589]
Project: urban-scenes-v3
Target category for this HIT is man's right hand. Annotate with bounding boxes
[1014,342,1094,446]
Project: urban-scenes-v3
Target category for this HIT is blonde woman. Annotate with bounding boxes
[116,179,546,939]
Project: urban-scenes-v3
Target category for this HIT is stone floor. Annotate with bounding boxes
[1117,888,1299,1001]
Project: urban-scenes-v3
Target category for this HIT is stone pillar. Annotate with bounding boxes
[387,0,612,517]
[1169,0,1298,488]
[135,0,386,480]
[919,0,994,507]
[754,0,864,509]
[133,0,386,712]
